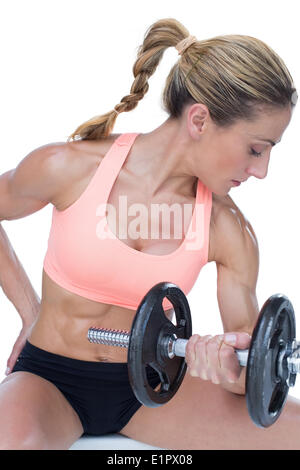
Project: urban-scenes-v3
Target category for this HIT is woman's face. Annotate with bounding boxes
[189,105,292,196]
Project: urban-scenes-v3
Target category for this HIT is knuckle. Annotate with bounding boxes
[220,345,234,359]
[206,338,217,352]
[215,334,224,346]
[186,335,199,350]
[189,368,198,377]
[199,335,212,344]
[211,375,221,384]
[191,334,201,342]
[227,374,238,384]
[185,343,193,359]
[187,334,198,349]
[200,371,209,381]
[189,367,208,380]
[186,335,200,360]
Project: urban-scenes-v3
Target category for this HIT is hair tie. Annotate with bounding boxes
[175,35,197,55]
[113,106,120,115]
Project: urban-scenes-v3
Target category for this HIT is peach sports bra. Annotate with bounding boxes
[43,133,212,310]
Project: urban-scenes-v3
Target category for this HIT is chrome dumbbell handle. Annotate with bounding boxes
[88,327,130,348]
[287,342,300,374]
[87,327,249,366]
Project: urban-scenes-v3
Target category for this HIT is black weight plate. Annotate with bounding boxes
[246,294,295,428]
[128,282,192,407]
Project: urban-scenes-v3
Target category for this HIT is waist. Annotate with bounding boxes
[29,307,132,363]
[19,340,130,373]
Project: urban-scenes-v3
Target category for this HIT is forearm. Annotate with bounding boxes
[0,223,40,322]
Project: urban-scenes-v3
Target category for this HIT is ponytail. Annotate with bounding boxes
[67,18,189,141]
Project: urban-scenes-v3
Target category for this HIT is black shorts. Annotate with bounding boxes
[12,341,160,436]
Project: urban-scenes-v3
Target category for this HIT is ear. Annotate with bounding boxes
[187,103,210,140]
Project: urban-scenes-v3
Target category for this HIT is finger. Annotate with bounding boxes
[6,355,17,374]
[6,338,26,373]
[219,343,240,383]
[7,349,20,372]
[194,335,212,380]
[190,335,212,378]
[185,334,201,365]
[207,335,224,384]
[223,332,252,349]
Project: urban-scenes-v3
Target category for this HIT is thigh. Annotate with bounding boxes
[0,371,83,449]
[120,373,300,450]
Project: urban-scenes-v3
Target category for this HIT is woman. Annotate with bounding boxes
[0,18,298,450]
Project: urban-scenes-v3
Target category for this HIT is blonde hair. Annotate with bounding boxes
[68,18,297,141]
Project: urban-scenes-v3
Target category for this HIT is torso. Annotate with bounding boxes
[28,133,225,363]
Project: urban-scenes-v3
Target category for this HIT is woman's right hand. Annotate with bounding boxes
[5,317,37,375]
[185,332,251,386]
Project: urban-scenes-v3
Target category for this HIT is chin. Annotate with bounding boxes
[203,179,230,197]
[212,187,229,197]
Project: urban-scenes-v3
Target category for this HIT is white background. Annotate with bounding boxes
[0,0,299,402]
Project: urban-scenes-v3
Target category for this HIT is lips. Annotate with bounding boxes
[232,179,247,183]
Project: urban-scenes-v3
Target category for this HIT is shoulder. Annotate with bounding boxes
[209,193,259,273]
[13,134,121,205]
[24,133,122,173]
[10,142,70,203]
[58,134,122,176]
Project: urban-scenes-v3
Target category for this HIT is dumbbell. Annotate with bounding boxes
[87,282,300,428]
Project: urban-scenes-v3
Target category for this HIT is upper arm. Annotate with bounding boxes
[0,143,67,222]
[210,195,260,335]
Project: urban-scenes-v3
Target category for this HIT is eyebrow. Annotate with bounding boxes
[260,139,277,147]
[255,137,281,147]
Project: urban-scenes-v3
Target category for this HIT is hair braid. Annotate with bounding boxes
[68,18,189,141]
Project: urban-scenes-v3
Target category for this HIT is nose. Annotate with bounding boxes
[246,153,271,180]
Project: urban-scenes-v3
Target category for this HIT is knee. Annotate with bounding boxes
[0,420,48,450]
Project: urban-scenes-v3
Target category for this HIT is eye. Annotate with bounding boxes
[250,148,262,158]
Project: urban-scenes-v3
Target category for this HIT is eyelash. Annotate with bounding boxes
[250,148,262,158]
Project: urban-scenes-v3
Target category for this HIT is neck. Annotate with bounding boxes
[136,117,198,198]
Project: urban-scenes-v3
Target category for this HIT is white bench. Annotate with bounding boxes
[69,434,164,450]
